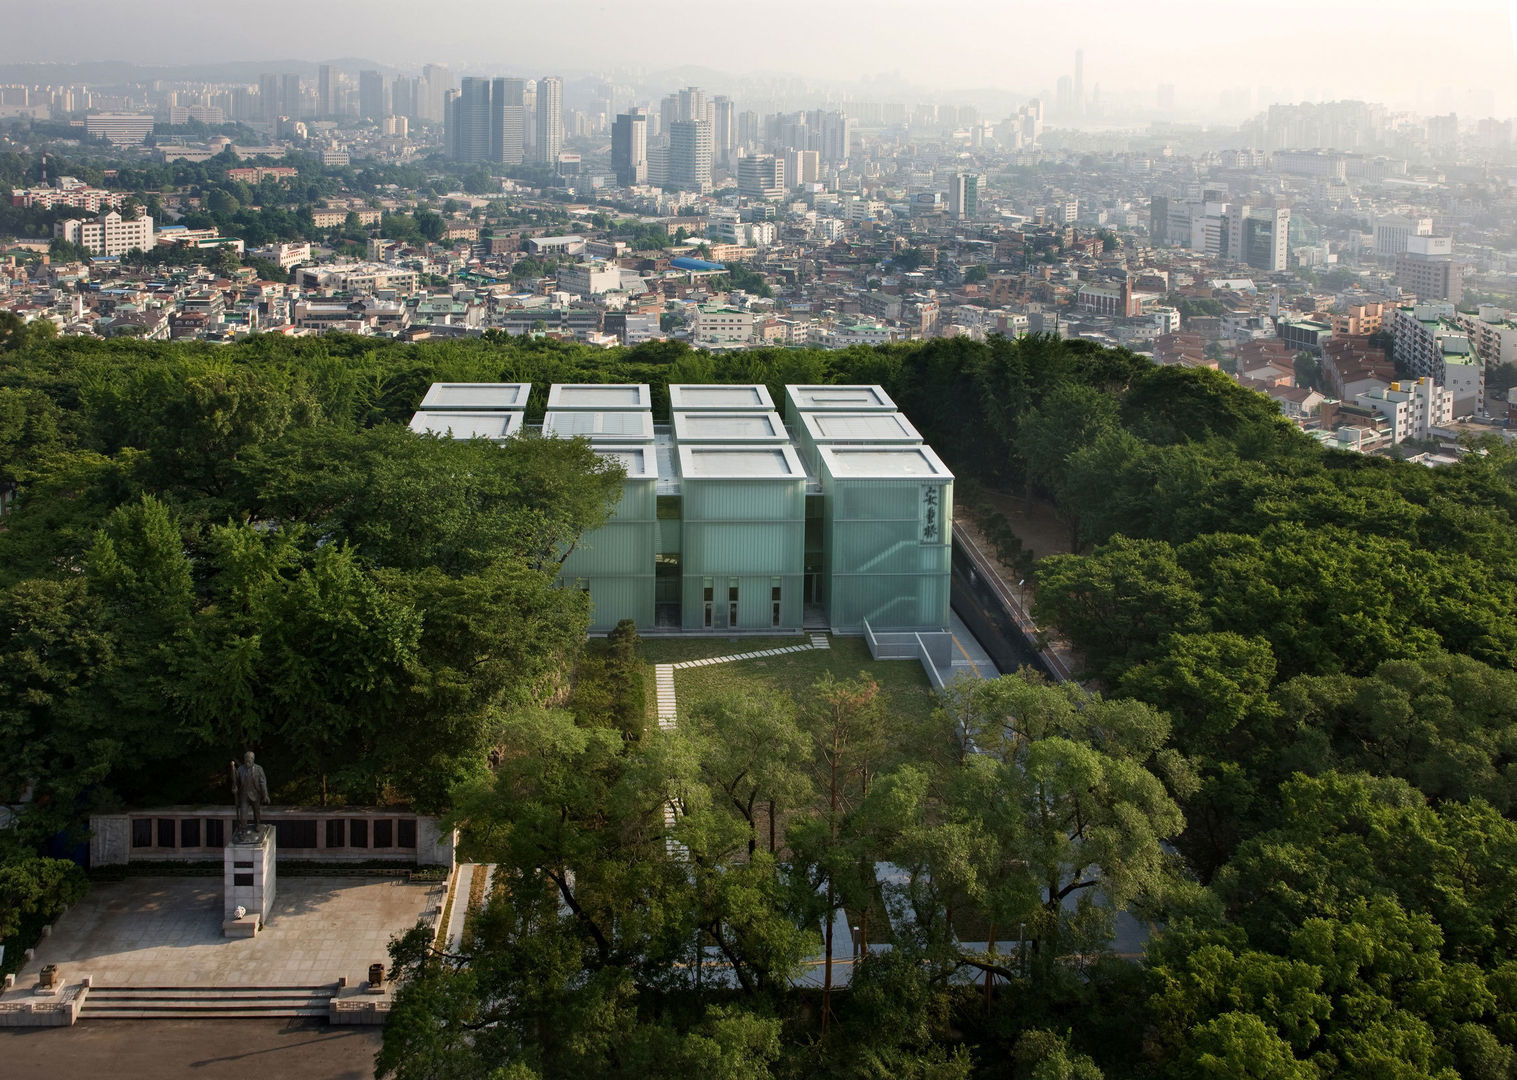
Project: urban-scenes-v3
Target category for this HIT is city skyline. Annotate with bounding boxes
[1,0,1515,120]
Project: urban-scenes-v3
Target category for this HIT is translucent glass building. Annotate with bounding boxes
[409,382,953,635]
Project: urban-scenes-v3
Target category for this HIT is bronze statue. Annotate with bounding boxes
[230,751,269,841]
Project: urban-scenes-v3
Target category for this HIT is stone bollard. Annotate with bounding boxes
[3,974,14,991]
[40,925,51,938]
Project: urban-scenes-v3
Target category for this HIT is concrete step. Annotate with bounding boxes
[80,984,336,1019]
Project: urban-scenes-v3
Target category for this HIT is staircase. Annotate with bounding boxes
[79,984,337,1019]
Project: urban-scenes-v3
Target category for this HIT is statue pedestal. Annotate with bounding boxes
[223,826,276,936]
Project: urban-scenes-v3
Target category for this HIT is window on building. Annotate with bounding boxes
[703,578,714,628]
[326,819,346,848]
[729,579,739,627]
[131,818,153,848]
[375,819,394,848]
[180,818,201,848]
[398,819,417,849]
[157,818,177,848]
[350,820,369,848]
[205,818,225,847]
[772,579,782,627]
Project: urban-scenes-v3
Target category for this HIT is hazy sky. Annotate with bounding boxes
[3,0,1515,117]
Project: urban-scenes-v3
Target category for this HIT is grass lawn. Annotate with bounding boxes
[642,635,939,730]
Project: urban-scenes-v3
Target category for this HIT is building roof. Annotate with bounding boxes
[677,444,807,479]
[800,411,923,443]
[668,383,775,411]
[408,410,523,441]
[817,444,953,480]
[672,411,788,443]
[418,382,531,410]
[785,384,897,413]
[545,383,652,410]
[593,444,659,480]
[542,410,656,441]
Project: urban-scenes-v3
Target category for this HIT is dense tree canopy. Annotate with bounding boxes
[6,329,1517,1073]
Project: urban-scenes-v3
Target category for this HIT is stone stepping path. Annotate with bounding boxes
[656,636,829,859]
[670,643,817,670]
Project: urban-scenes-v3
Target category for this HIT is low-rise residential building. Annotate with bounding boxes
[689,305,754,348]
[251,242,312,269]
[1352,377,1453,443]
[297,263,419,293]
[309,208,383,229]
[55,211,154,256]
[1278,317,1333,355]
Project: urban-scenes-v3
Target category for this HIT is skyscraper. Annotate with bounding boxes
[422,64,452,124]
[491,77,525,165]
[535,76,563,163]
[259,74,279,123]
[280,74,302,119]
[668,118,713,193]
[317,65,334,118]
[712,96,735,169]
[393,76,422,124]
[450,77,492,162]
[358,70,386,121]
[611,109,648,186]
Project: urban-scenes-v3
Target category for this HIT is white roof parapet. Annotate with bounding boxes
[545,383,652,410]
[816,444,954,480]
[408,410,524,441]
[785,384,897,413]
[677,443,808,479]
[418,382,531,410]
[542,409,657,441]
[800,411,923,443]
[671,411,789,443]
[668,383,776,411]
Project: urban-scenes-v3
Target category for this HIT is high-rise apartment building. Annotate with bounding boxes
[611,110,648,186]
[668,119,713,193]
[535,76,563,163]
[948,173,980,220]
[784,148,819,188]
[358,70,386,120]
[818,110,854,165]
[449,77,492,163]
[491,77,525,164]
[738,154,785,200]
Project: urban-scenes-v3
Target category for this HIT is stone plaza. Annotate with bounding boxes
[14,874,443,998]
